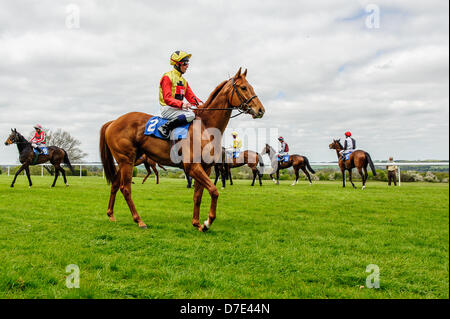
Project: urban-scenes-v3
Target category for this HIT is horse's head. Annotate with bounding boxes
[4,128,19,146]
[229,68,265,119]
[261,143,272,156]
[329,139,342,150]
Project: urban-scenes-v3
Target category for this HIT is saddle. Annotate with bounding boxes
[32,147,48,164]
[278,154,289,162]
[144,116,191,140]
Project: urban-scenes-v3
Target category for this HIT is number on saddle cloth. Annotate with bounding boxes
[33,147,49,156]
[344,151,353,161]
[144,116,191,140]
[278,154,289,162]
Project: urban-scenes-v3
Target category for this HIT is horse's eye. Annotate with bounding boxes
[241,86,247,91]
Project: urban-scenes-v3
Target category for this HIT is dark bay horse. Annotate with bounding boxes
[134,154,166,184]
[100,68,265,230]
[261,144,315,186]
[329,139,376,189]
[221,149,264,186]
[4,129,75,187]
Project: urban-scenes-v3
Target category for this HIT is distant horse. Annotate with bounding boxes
[4,129,75,187]
[134,154,166,184]
[329,139,376,189]
[222,149,265,186]
[213,147,228,188]
[100,68,265,230]
[261,144,315,186]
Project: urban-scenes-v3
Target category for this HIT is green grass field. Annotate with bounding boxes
[0,174,448,299]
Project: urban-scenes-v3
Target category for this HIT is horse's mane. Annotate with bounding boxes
[196,80,229,118]
[16,131,28,143]
[203,80,229,106]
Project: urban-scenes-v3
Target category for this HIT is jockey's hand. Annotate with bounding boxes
[32,143,37,148]
[182,102,193,110]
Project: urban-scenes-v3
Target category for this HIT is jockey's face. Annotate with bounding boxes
[179,61,189,74]
[35,128,40,133]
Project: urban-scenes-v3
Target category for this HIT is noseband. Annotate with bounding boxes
[230,78,258,116]
[194,78,258,118]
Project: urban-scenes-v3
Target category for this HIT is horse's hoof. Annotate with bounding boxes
[10,185,14,188]
[108,216,116,222]
[139,224,148,229]
[65,184,69,187]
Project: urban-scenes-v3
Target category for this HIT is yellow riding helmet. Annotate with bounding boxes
[170,51,192,66]
[231,131,238,136]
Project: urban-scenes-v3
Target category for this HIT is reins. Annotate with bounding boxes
[193,78,257,119]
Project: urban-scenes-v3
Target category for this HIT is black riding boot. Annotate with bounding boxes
[158,115,188,139]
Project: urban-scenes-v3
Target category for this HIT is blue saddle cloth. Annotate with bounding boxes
[33,147,49,156]
[344,151,353,161]
[278,155,289,162]
[144,116,191,140]
[233,151,240,159]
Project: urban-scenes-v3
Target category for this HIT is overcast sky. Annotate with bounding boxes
[0,0,448,164]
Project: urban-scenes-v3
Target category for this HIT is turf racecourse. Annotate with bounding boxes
[0,175,448,299]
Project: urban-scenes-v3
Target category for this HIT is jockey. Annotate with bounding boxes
[340,131,356,160]
[278,136,289,160]
[29,124,46,154]
[230,131,242,158]
[158,50,203,138]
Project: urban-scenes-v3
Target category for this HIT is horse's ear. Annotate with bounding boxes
[14,128,17,132]
[243,68,247,77]
[234,67,242,79]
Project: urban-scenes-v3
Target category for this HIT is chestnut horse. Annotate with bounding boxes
[222,149,265,187]
[134,154,166,184]
[4,129,75,188]
[100,68,265,230]
[261,144,315,186]
[329,139,376,189]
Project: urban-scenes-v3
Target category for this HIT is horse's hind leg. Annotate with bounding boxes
[51,166,60,187]
[301,167,312,186]
[142,162,151,184]
[358,167,366,189]
[348,169,356,189]
[58,166,68,186]
[291,167,299,186]
[152,165,159,184]
[25,166,32,187]
[107,168,121,222]
[119,163,147,229]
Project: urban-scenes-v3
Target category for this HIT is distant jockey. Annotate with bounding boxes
[158,50,203,139]
[340,131,356,160]
[227,131,242,159]
[29,124,46,154]
[277,136,289,160]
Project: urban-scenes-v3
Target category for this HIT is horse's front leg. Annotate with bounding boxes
[341,168,346,187]
[189,165,219,232]
[11,164,27,187]
[192,181,204,229]
[25,166,32,187]
[276,169,280,185]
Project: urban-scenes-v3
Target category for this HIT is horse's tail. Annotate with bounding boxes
[157,163,167,171]
[63,150,75,174]
[365,152,377,176]
[304,156,316,174]
[100,121,116,184]
[257,152,264,175]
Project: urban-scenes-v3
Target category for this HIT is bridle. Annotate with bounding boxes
[195,78,258,118]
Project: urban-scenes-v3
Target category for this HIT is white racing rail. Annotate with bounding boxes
[1,162,448,187]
